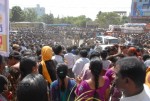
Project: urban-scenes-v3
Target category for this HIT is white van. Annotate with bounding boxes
[96,36,119,45]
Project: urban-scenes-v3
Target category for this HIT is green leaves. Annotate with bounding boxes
[10,6,25,22]
[96,12,129,28]
[24,8,38,22]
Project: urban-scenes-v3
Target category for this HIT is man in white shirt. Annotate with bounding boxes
[64,47,75,77]
[72,50,90,78]
[114,57,150,101]
[52,45,64,64]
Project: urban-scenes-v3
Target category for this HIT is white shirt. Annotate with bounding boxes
[52,55,64,64]
[102,60,111,70]
[120,84,150,101]
[72,57,90,77]
[64,53,75,69]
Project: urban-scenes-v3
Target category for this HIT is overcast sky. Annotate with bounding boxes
[9,0,132,20]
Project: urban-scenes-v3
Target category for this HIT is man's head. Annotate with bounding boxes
[7,51,21,67]
[79,50,88,58]
[114,57,146,96]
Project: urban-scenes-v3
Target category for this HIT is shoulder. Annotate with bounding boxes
[51,80,59,88]
[75,81,87,93]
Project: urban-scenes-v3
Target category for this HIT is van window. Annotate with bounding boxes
[108,39,118,44]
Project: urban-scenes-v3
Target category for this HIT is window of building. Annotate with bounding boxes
[143,5,149,9]
[140,0,142,2]
[145,0,148,2]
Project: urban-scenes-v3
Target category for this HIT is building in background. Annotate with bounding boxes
[131,0,150,23]
[24,4,45,17]
[34,4,45,17]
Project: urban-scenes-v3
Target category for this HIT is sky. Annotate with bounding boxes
[9,0,132,20]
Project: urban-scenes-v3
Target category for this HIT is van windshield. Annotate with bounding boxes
[108,39,118,44]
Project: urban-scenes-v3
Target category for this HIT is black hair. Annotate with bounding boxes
[100,50,108,59]
[17,74,48,101]
[36,48,41,56]
[56,64,68,92]
[19,58,37,80]
[89,51,100,60]
[116,57,146,88]
[66,47,72,53]
[8,51,21,61]
[0,55,3,65]
[108,57,118,64]
[79,50,88,58]
[53,45,63,55]
[89,60,103,99]
[72,45,78,50]
[74,49,79,55]
[0,75,8,93]
[143,54,150,62]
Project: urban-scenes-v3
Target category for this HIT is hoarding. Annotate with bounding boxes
[131,0,150,17]
[0,0,9,56]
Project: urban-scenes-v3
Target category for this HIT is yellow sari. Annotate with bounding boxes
[41,46,53,83]
[145,67,150,88]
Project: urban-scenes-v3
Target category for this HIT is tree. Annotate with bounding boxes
[11,6,25,22]
[24,8,37,22]
[120,16,130,24]
[96,12,121,28]
[41,13,54,24]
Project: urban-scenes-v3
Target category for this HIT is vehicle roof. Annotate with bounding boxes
[96,36,118,39]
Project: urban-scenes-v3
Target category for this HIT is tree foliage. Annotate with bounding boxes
[10,6,129,28]
[24,8,37,22]
[40,13,54,24]
[10,6,25,22]
[96,12,122,28]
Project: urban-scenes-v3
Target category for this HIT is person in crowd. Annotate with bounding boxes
[114,57,150,101]
[50,64,76,101]
[105,57,122,101]
[19,57,38,80]
[127,47,138,57]
[75,59,110,101]
[12,44,20,52]
[72,50,90,78]
[74,49,80,61]
[0,55,6,76]
[143,54,150,62]
[80,51,100,81]
[0,75,9,101]
[52,45,64,63]
[100,50,112,75]
[64,47,75,78]
[17,74,48,101]
[7,51,21,71]
[7,51,21,100]
[39,46,56,84]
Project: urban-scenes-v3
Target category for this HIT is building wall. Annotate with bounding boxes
[131,0,150,17]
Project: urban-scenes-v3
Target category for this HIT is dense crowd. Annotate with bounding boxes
[0,28,150,101]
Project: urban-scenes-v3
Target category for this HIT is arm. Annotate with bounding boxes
[105,87,110,101]
[107,45,122,59]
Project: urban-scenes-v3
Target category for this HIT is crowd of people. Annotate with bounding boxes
[0,27,150,101]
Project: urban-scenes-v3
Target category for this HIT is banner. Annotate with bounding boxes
[0,0,9,56]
